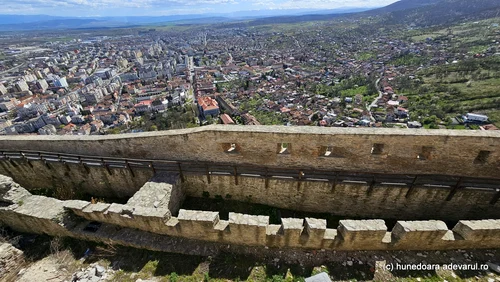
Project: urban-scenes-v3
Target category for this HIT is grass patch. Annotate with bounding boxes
[446,125,466,130]
[356,52,376,61]
[340,85,367,98]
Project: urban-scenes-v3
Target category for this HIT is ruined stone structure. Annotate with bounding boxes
[1,125,500,252]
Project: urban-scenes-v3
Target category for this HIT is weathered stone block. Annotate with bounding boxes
[453,220,500,241]
[127,173,183,213]
[81,203,110,222]
[338,220,387,244]
[130,207,170,233]
[63,200,90,211]
[392,220,448,247]
[228,213,269,246]
[1,195,69,236]
[305,218,327,235]
[281,218,304,244]
[178,209,219,225]
[177,209,220,240]
[303,217,327,248]
[0,175,31,204]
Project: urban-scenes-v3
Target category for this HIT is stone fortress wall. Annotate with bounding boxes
[0,125,499,179]
[182,174,500,221]
[1,126,500,252]
[0,159,153,198]
[1,157,499,221]
[1,174,500,252]
[0,125,499,220]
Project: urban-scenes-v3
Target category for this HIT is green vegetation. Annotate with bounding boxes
[252,111,285,125]
[389,53,430,67]
[398,56,500,126]
[356,52,376,61]
[109,104,199,134]
[311,76,378,99]
[340,85,367,97]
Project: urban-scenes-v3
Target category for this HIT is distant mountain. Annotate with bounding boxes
[217,7,373,18]
[0,15,66,25]
[379,0,500,26]
[0,7,375,31]
[365,0,443,14]
[244,0,500,28]
[2,0,499,31]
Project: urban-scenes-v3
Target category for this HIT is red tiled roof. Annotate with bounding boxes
[220,114,235,125]
[198,96,219,111]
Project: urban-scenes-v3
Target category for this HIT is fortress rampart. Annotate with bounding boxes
[1,126,500,253]
[0,125,499,179]
[0,126,499,220]
[0,153,499,220]
[1,174,500,252]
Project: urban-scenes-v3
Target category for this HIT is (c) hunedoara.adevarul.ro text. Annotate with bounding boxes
[385,262,489,272]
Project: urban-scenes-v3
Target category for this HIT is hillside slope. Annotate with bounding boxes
[382,0,500,26]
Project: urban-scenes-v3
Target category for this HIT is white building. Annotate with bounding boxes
[464,113,488,123]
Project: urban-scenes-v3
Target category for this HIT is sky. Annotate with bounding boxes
[0,0,399,17]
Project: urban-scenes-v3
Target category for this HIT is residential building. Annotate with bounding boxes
[15,80,29,92]
[38,124,57,135]
[220,113,235,125]
[54,77,69,88]
[36,79,49,92]
[134,100,152,113]
[71,115,85,124]
[197,96,220,118]
[0,101,15,112]
[0,84,7,95]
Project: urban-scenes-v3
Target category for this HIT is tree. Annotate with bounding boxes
[216,83,223,93]
[423,115,438,125]
[206,115,214,124]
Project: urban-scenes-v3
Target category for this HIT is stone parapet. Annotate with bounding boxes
[3,174,500,252]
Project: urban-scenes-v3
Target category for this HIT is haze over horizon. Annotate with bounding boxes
[0,0,399,17]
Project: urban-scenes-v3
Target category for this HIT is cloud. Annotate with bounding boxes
[0,0,236,8]
[252,0,398,10]
[0,0,398,16]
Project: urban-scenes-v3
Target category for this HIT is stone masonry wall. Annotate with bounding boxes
[0,160,498,221]
[0,159,153,198]
[182,174,500,220]
[2,173,500,252]
[0,125,499,179]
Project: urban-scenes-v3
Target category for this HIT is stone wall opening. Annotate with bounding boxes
[474,150,491,164]
[371,143,384,155]
[417,146,434,161]
[319,146,344,158]
[222,143,240,154]
[277,143,291,154]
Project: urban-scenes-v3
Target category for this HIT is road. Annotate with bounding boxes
[369,77,383,109]
[0,62,27,77]
[365,77,383,122]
